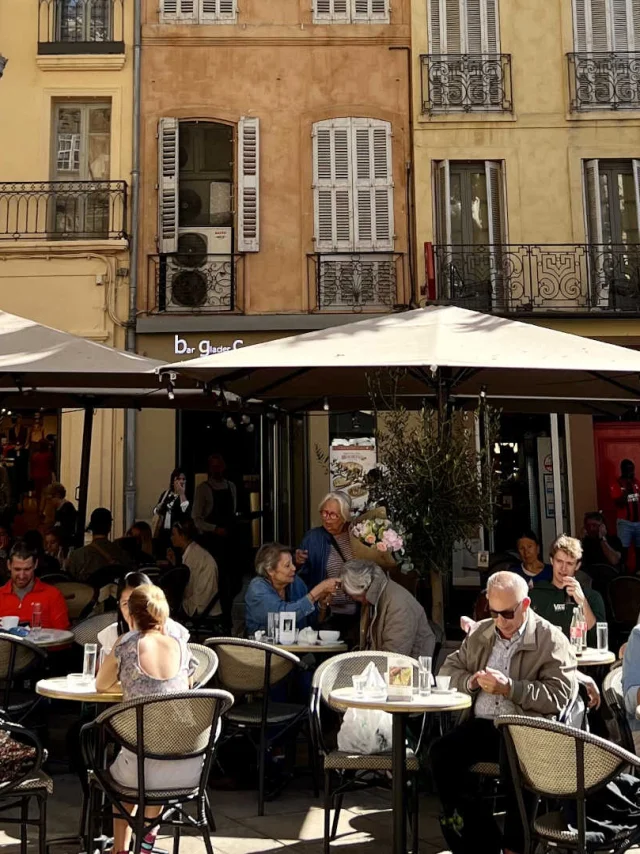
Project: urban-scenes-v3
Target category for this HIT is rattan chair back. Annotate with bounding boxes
[0,635,45,680]
[313,650,419,713]
[188,643,218,689]
[496,714,639,798]
[205,637,299,695]
[54,581,96,622]
[96,690,233,759]
[73,612,117,647]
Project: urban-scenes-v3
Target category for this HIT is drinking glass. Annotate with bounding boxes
[30,602,42,638]
[418,655,432,697]
[596,622,609,652]
[352,674,367,697]
[82,643,98,683]
[267,612,278,643]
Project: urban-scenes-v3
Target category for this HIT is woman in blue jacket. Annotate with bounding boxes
[245,542,340,635]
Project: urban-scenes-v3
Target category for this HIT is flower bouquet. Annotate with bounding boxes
[349,514,406,571]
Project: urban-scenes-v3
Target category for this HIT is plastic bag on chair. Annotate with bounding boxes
[336,662,393,754]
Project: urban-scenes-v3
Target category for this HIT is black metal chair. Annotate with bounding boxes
[183,592,223,642]
[0,635,48,722]
[81,690,234,854]
[497,714,640,853]
[609,576,640,648]
[602,663,636,754]
[206,636,314,816]
[0,717,52,854]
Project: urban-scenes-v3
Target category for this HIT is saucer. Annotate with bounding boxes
[432,687,455,694]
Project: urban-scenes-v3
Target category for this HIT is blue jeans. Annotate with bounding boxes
[617,518,640,548]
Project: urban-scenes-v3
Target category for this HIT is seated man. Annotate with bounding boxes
[67,508,133,584]
[430,571,576,854]
[0,539,70,629]
[581,511,623,575]
[340,559,435,658]
[529,534,607,647]
[169,520,222,619]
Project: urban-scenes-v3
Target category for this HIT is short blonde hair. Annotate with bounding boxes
[318,491,352,522]
[486,570,529,602]
[128,584,169,632]
[550,534,583,561]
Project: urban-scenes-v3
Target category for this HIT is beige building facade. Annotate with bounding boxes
[0,0,133,531]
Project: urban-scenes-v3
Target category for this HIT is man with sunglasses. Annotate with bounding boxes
[429,571,576,854]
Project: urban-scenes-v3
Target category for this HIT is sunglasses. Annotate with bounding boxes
[489,601,523,620]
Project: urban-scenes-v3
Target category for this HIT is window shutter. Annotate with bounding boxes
[314,0,350,22]
[633,159,640,236]
[585,159,604,243]
[591,0,610,50]
[573,0,589,50]
[611,0,638,49]
[428,0,442,52]
[466,0,483,52]
[435,160,451,245]
[160,0,196,22]
[352,0,390,22]
[445,0,462,51]
[313,119,353,252]
[158,118,179,253]
[485,161,504,245]
[485,0,499,51]
[351,119,393,251]
[199,0,236,21]
[237,116,260,252]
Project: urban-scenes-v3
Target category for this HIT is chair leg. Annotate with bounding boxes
[204,793,216,833]
[410,775,419,854]
[201,822,215,854]
[20,796,28,854]
[324,770,332,854]
[38,794,48,854]
[330,793,344,840]
[172,825,181,854]
[258,725,267,817]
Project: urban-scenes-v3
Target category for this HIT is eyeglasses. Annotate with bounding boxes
[489,601,523,620]
[321,510,341,520]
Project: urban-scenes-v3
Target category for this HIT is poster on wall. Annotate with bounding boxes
[329,438,376,514]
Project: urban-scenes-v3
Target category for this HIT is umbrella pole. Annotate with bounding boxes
[75,406,94,548]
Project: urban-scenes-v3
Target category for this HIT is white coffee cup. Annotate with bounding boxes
[435,675,451,691]
[0,616,19,630]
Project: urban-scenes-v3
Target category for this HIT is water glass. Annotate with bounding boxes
[83,643,98,682]
[267,612,279,643]
[418,656,432,697]
[30,602,42,638]
[596,622,609,652]
[352,674,367,697]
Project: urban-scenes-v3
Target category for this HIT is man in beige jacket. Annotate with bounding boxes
[430,571,577,854]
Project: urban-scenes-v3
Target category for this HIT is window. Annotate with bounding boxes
[159,0,236,24]
[428,0,500,53]
[573,0,640,51]
[158,117,259,253]
[434,160,505,310]
[312,118,394,253]
[584,159,640,308]
[51,102,112,236]
[313,0,390,24]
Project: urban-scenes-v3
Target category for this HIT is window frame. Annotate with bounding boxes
[313,0,390,24]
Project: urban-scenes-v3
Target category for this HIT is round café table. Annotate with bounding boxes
[576,648,616,667]
[28,629,75,648]
[276,641,348,654]
[330,686,472,854]
[36,676,122,703]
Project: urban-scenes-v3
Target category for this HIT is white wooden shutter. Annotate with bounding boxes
[160,0,196,23]
[352,119,393,251]
[435,160,451,245]
[485,161,504,245]
[585,159,604,243]
[314,0,350,22]
[158,117,179,253]
[237,116,260,252]
[633,159,640,236]
[430,0,500,52]
[352,0,390,23]
[428,0,442,51]
[612,0,639,49]
[200,0,236,21]
[313,119,353,252]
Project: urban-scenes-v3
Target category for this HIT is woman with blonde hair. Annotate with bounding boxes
[96,583,197,854]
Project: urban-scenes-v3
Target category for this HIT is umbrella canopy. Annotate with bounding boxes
[161,305,640,414]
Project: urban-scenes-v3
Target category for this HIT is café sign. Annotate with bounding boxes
[174,335,244,356]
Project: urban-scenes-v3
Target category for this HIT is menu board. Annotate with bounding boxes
[329,438,377,513]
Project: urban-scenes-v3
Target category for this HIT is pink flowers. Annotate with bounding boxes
[350,517,405,558]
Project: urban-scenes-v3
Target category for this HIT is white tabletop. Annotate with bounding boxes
[329,686,472,714]
[576,647,616,667]
[0,628,74,648]
[36,676,122,703]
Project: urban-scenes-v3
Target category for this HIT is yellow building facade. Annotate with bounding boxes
[412,0,640,546]
[0,0,133,531]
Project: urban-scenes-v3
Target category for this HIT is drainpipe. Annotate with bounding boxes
[124,0,142,530]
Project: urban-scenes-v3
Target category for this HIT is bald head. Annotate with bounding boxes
[486,570,530,639]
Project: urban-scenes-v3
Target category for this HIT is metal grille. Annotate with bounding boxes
[568,52,640,111]
[421,54,513,114]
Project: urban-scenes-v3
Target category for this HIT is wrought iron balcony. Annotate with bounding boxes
[432,244,640,314]
[309,253,404,311]
[568,52,640,111]
[420,54,513,114]
[38,0,124,54]
[0,181,127,240]
[150,253,242,314]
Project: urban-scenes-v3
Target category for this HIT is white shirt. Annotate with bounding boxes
[96,616,189,655]
[474,615,528,720]
[182,541,221,618]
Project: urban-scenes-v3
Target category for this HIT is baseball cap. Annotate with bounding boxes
[86,508,113,534]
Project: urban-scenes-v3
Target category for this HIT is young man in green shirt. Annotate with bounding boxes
[530,534,607,647]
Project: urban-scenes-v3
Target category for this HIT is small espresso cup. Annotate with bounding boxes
[435,675,451,691]
[0,616,19,630]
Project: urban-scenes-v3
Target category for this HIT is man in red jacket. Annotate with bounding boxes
[610,458,640,567]
[0,540,69,629]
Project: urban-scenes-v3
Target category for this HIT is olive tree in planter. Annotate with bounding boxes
[367,373,500,627]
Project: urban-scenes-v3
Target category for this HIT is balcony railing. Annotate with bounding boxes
[568,52,640,111]
[433,244,640,314]
[420,54,513,114]
[0,181,127,240]
[38,0,124,54]
[150,253,243,314]
[309,253,404,311]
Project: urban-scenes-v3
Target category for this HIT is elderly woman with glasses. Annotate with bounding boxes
[245,542,340,635]
[295,491,359,635]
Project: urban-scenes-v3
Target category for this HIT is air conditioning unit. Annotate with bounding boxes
[165,227,233,312]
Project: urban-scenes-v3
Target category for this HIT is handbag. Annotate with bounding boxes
[0,730,36,784]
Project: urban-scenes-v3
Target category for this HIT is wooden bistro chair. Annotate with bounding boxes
[310,650,423,854]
